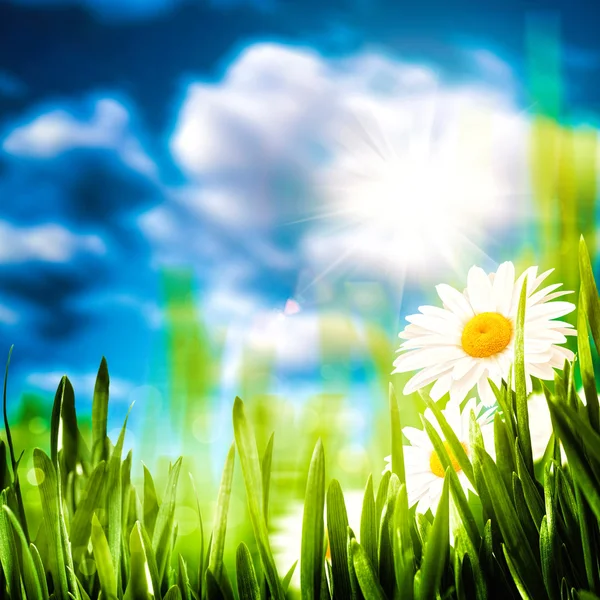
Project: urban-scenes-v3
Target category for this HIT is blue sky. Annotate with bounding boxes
[0,0,599,434]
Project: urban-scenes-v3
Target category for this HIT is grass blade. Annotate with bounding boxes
[360,475,377,570]
[236,542,260,600]
[327,479,353,600]
[301,439,325,600]
[350,539,386,600]
[91,513,118,600]
[92,357,110,465]
[208,443,235,598]
[262,433,274,527]
[389,383,405,485]
[232,397,284,600]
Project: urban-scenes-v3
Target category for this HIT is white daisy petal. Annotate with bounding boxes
[467,266,494,313]
[492,261,515,315]
[429,372,454,401]
[435,284,475,321]
[393,346,464,373]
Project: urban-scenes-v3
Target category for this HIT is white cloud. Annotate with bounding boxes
[0,221,105,264]
[3,97,157,176]
[26,371,134,400]
[166,43,531,286]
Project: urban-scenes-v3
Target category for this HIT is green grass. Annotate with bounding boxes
[3,238,600,599]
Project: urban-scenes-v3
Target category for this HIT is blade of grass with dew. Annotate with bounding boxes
[389,383,405,485]
[143,462,160,538]
[417,472,450,600]
[35,448,70,600]
[301,439,325,600]
[124,522,154,600]
[575,480,600,593]
[378,473,399,598]
[577,296,599,432]
[206,568,226,600]
[515,441,545,531]
[546,396,600,519]
[392,483,414,600]
[106,408,132,591]
[327,479,353,600]
[541,514,559,600]
[208,443,235,598]
[164,584,184,600]
[512,474,540,555]
[236,542,260,600]
[501,544,532,600]
[30,542,50,600]
[59,376,79,476]
[347,527,363,600]
[420,393,475,487]
[3,346,28,541]
[70,460,106,558]
[261,433,274,526]
[189,473,205,598]
[495,413,516,493]
[91,513,118,600]
[92,357,110,465]
[360,475,377,570]
[139,519,163,598]
[152,456,183,585]
[178,554,192,600]
[4,504,44,599]
[475,445,545,598]
[232,397,284,600]
[374,471,391,530]
[350,539,386,600]
[0,489,21,599]
[282,560,298,594]
[515,276,534,475]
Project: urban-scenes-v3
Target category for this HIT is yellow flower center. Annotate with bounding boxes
[429,441,469,478]
[461,312,512,358]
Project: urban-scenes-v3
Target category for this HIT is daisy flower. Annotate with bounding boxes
[393,263,576,406]
[383,399,495,515]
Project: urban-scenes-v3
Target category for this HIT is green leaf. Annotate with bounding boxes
[392,483,414,600]
[3,346,28,541]
[206,568,226,600]
[301,439,325,600]
[143,462,160,538]
[124,522,154,600]
[515,442,545,531]
[152,456,183,584]
[236,542,260,600]
[360,475,377,571]
[501,544,532,600]
[378,474,399,598]
[494,413,516,493]
[327,479,353,600]
[374,471,391,533]
[540,516,559,600]
[418,472,450,600]
[350,539,386,600]
[514,276,534,474]
[389,383,405,485]
[30,543,50,600]
[232,397,284,600]
[188,473,205,599]
[178,554,192,600]
[0,490,22,600]
[92,357,110,465]
[4,504,44,599]
[208,443,235,598]
[261,433,274,527]
[165,584,184,600]
[420,393,475,487]
[34,448,70,600]
[91,513,118,600]
[282,560,298,593]
[475,445,545,598]
[70,460,106,558]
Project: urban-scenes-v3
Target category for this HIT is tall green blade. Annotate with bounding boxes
[577,291,600,432]
[236,542,260,600]
[208,443,235,598]
[301,439,325,600]
[92,357,110,465]
[350,540,386,600]
[389,384,405,485]
[124,522,154,600]
[327,479,353,600]
[360,475,377,570]
[515,277,534,474]
[232,397,284,600]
